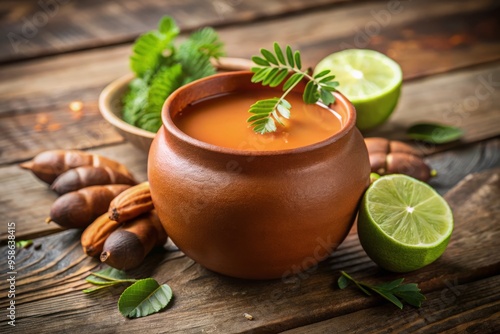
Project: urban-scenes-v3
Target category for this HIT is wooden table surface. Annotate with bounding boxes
[1,0,499,333]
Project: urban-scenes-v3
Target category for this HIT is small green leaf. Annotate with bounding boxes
[283,73,304,91]
[314,70,330,79]
[319,75,336,83]
[373,278,405,291]
[406,123,464,144]
[303,81,319,104]
[118,278,173,318]
[269,69,289,88]
[251,56,270,67]
[262,68,280,86]
[286,45,295,67]
[371,288,404,309]
[274,42,286,65]
[277,103,291,119]
[294,51,302,70]
[83,285,116,294]
[320,89,335,106]
[261,49,279,65]
[251,68,270,83]
[15,240,33,248]
[338,275,350,289]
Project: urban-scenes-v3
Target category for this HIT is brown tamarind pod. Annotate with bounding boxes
[364,137,433,182]
[108,182,153,223]
[20,150,134,184]
[46,184,131,229]
[386,152,432,182]
[81,213,122,257]
[51,166,137,195]
[100,210,167,270]
[364,137,421,157]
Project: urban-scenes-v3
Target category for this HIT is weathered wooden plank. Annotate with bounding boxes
[426,137,500,195]
[367,63,500,153]
[282,275,500,333]
[0,167,498,333]
[2,59,499,166]
[1,0,499,165]
[0,143,148,242]
[1,134,498,244]
[0,0,348,63]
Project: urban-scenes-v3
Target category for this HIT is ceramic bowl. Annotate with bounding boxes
[148,71,371,279]
[98,57,254,151]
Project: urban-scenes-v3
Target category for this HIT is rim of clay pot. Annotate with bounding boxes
[162,71,357,156]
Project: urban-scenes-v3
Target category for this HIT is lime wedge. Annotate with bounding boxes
[358,174,453,272]
[314,49,402,131]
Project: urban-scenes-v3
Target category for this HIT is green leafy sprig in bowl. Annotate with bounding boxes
[98,16,252,150]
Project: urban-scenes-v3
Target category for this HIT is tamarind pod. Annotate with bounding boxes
[20,150,134,184]
[81,213,122,257]
[367,152,388,175]
[47,184,131,229]
[108,182,153,222]
[364,137,421,157]
[386,152,432,182]
[100,210,167,270]
[364,137,390,155]
[51,166,137,195]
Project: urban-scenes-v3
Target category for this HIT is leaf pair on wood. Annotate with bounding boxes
[248,42,339,134]
[123,16,225,132]
[84,267,173,319]
[338,271,425,309]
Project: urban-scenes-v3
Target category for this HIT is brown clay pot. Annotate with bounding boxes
[148,71,370,279]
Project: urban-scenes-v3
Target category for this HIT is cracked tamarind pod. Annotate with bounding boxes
[100,210,167,270]
[51,166,137,195]
[46,184,131,229]
[20,150,134,184]
[108,181,153,223]
[364,137,434,182]
[81,213,122,257]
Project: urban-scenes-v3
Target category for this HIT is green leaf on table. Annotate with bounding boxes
[83,268,137,293]
[338,271,425,309]
[406,123,464,144]
[15,240,33,248]
[118,278,173,318]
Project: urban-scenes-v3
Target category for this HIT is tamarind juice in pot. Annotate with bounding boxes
[148,71,370,279]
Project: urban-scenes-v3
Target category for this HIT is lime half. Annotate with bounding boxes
[314,49,402,131]
[358,174,453,272]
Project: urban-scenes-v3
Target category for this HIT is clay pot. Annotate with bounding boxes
[148,71,370,279]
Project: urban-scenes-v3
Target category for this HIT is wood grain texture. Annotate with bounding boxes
[0,168,498,333]
[1,0,499,165]
[282,275,500,333]
[0,0,348,63]
[2,136,499,243]
[0,143,148,242]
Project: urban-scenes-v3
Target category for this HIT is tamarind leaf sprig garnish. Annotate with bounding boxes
[248,42,339,134]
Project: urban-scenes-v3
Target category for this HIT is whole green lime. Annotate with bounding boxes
[357,174,453,272]
[314,49,402,131]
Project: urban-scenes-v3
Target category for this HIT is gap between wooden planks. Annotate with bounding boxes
[0,167,498,333]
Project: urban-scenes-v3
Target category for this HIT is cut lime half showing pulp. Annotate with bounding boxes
[314,49,402,131]
[358,174,453,272]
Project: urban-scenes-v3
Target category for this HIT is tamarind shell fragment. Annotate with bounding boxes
[81,213,122,257]
[51,166,137,195]
[108,182,153,222]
